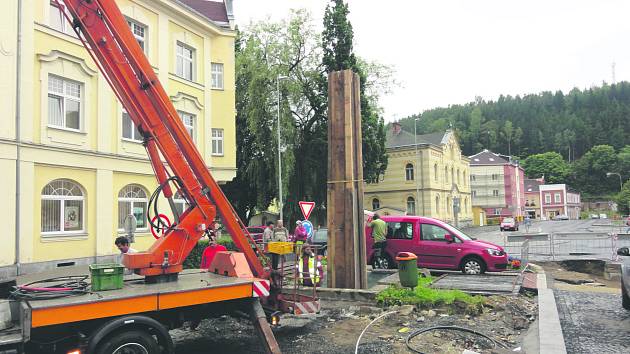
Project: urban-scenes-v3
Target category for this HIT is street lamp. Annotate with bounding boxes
[277,75,289,221]
[606,172,623,192]
[414,117,421,215]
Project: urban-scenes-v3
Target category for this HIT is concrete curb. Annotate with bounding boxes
[300,287,380,302]
[537,271,567,354]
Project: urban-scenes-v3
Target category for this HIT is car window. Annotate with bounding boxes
[502,218,514,223]
[385,222,413,240]
[313,229,327,242]
[421,223,455,242]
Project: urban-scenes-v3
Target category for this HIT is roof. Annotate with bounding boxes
[386,129,448,149]
[177,0,229,24]
[524,179,543,193]
[469,149,510,166]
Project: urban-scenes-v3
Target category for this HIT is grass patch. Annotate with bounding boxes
[376,276,485,313]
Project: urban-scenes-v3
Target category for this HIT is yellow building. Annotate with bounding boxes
[364,123,473,226]
[0,0,236,276]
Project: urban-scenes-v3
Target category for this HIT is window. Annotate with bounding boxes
[494,208,502,215]
[49,1,77,37]
[386,222,413,240]
[457,169,460,184]
[405,163,414,181]
[451,168,454,184]
[211,128,224,155]
[176,42,194,81]
[178,111,195,141]
[41,179,84,234]
[48,75,81,130]
[406,197,416,215]
[434,164,438,182]
[445,167,448,182]
[122,109,143,142]
[435,195,440,213]
[545,193,551,204]
[372,198,380,210]
[421,224,451,242]
[127,19,147,53]
[493,189,499,196]
[471,174,475,182]
[118,185,148,231]
[472,190,477,197]
[211,63,224,89]
[554,193,561,203]
[174,191,189,216]
[491,174,498,180]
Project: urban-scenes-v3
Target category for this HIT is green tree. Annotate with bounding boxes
[617,180,630,215]
[572,145,619,195]
[522,152,571,183]
[322,0,388,183]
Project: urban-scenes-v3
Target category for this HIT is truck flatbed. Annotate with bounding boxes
[16,267,256,329]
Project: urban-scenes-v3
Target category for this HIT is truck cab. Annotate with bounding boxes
[366,216,509,274]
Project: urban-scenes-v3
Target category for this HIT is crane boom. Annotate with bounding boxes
[57,0,267,279]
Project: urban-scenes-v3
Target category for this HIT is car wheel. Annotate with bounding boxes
[373,254,393,270]
[622,278,630,311]
[461,257,486,275]
[96,330,160,354]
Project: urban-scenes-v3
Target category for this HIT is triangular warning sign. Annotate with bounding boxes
[298,201,315,220]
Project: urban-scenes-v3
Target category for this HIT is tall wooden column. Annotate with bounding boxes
[327,70,367,289]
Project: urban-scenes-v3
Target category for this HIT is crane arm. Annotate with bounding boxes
[57,0,267,278]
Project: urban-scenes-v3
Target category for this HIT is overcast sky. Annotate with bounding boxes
[233,0,630,122]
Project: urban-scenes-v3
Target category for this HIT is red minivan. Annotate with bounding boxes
[366,216,508,274]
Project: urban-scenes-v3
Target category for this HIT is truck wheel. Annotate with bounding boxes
[96,330,160,354]
[622,279,630,311]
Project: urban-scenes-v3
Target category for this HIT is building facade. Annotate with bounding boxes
[469,150,525,220]
[524,178,544,219]
[539,184,581,220]
[364,123,473,226]
[0,0,236,276]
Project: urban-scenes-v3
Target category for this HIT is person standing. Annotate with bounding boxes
[368,214,387,267]
[270,220,289,269]
[262,221,274,243]
[115,236,137,275]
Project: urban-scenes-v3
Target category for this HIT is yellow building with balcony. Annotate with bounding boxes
[364,123,473,226]
[0,0,236,276]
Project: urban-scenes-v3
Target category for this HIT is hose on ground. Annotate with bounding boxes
[405,325,509,354]
[354,310,398,354]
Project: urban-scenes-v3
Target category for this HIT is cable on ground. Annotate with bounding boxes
[405,325,509,354]
[354,310,398,354]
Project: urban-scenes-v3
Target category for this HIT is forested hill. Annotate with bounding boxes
[397,82,630,160]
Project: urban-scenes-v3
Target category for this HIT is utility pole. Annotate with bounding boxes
[414,118,420,215]
[276,75,288,221]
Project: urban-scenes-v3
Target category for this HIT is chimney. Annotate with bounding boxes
[391,122,402,135]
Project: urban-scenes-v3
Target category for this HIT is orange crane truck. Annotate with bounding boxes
[0,1,319,353]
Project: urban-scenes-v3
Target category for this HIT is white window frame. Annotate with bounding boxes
[178,111,196,142]
[545,193,551,204]
[121,109,143,142]
[48,75,82,131]
[211,128,224,156]
[176,42,195,81]
[41,179,85,236]
[127,18,147,54]
[117,184,149,232]
[554,193,561,203]
[49,0,77,37]
[211,62,224,89]
[406,197,416,215]
[494,208,502,216]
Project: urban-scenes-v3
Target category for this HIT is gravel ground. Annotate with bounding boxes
[555,290,630,354]
[171,295,537,353]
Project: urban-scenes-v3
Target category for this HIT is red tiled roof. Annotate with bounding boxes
[178,0,229,24]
